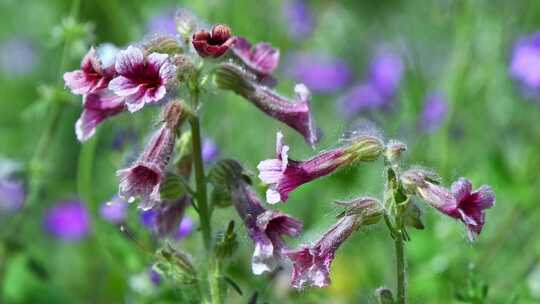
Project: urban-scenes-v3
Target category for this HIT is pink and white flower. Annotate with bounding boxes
[232,37,280,76]
[108,46,177,113]
[63,47,115,95]
[75,90,125,142]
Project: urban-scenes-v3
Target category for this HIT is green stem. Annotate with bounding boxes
[190,116,212,251]
[394,229,407,304]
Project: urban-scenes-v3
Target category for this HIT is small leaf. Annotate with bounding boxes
[224,276,243,296]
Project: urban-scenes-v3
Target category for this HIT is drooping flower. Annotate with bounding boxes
[401,170,495,240]
[108,46,177,113]
[154,196,191,237]
[0,179,25,213]
[258,132,383,204]
[510,32,540,91]
[215,62,319,146]
[285,53,352,93]
[281,0,315,40]
[232,37,280,76]
[43,200,90,242]
[229,173,302,274]
[448,178,495,240]
[100,196,128,224]
[419,92,448,133]
[192,24,236,58]
[64,47,115,95]
[0,37,38,77]
[117,125,177,210]
[286,214,361,289]
[75,90,125,142]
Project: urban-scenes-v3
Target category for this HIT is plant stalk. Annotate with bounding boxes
[394,229,407,304]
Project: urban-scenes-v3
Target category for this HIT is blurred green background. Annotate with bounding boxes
[1,0,540,303]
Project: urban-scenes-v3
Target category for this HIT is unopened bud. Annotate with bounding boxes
[385,140,407,163]
[173,54,196,82]
[345,135,384,162]
[145,36,183,55]
[211,24,232,42]
[335,196,383,224]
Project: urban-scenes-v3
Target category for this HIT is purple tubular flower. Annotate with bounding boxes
[510,32,540,90]
[100,196,128,224]
[64,47,115,95]
[0,179,25,213]
[43,200,90,242]
[286,214,361,289]
[419,92,448,133]
[75,90,125,142]
[282,0,314,40]
[258,132,383,204]
[215,62,319,146]
[369,50,404,98]
[285,53,352,93]
[231,177,302,274]
[108,46,176,113]
[447,178,495,240]
[232,37,280,76]
[117,125,177,210]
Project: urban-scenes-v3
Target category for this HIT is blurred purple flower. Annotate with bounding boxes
[0,37,38,77]
[147,11,177,36]
[510,32,540,90]
[232,37,280,76]
[139,209,157,228]
[339,82,386,117]
[282,0,314,40]
[285,53,352,93]
[202,138,219,163]
[43,201,90,242]
[369,49,404,98]
[0,179,25,213]
[174,217,194,240]
[100,196,128,224]
[149,268,161,285]
[419,92,448,133]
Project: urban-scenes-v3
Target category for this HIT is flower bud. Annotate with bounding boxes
[334,196,383,224]
[344,135,384,162]
[144,36,183,55]
[192,24,236,58]
[385,140,407,163]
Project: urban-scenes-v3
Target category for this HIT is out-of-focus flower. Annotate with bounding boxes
[147,11,176,36]
[192,24,236,58]
[227,165,302,274]
[43,200,90,242]
[64,47,115,95]
[258,132,383,204]
[108,46,177,113]
[368,49,404,98]
[339,82,386,116]
[174,217,194,239]
[96,43,119,69]
[286,214,361,289]
[510,33,540,91]
[139,209,157,228]
[149,268,161,285]
[215,63,319,146]
[154,196,190,237]
[281,0,314,40]
[100,196,128,224]
[401,170,494,240]
[0,179,25,213]
[232,37,280,76]
[0,37,38,77]
[117,125,177,210]
[75,90,125,142]
[202,137,219,163]
[419,92,448,133]
[285,53,351,93]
